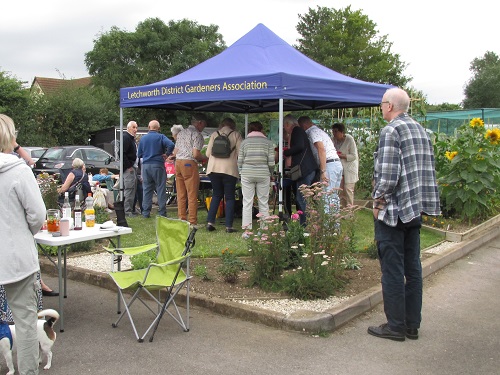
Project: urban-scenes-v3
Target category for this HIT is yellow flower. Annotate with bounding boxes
[485,128,500,145]
[445,151,458,161]
[469,118,484,128]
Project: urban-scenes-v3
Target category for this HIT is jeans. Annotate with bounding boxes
[4,272,40,375]
[294,169,316,225]
[142,163,167,217]
[207,173,238,228]
[374,216,423,332]
[240,175,270,229]
[325,160,343,214]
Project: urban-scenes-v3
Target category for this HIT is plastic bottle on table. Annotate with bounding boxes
[85,193,95,227]
[74,195,82,230]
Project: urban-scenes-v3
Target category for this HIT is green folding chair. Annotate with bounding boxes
[107,216,196,342]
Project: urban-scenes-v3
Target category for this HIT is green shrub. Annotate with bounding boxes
[37,172,59,209]
[130,250,156,270]
[217,248,248,283]
[193,264,211,281]
[94,205,110,224]
[247,215,288,289]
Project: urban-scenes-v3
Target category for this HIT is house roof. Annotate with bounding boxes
[30,76,92,96]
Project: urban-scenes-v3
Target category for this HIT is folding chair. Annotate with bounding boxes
[106,216,196,342]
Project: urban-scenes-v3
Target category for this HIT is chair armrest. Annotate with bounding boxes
[103,243,158,257]
[148,255,189,269]
[142,255,190,283]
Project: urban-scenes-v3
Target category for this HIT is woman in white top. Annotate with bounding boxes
[332,123,359,207]
[0,114,46,374]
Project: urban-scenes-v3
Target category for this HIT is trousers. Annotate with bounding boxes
[3,272,40,375]
[175,160,200,225]
[374,216,423,332]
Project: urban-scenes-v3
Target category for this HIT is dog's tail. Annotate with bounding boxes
[37,309,60,327]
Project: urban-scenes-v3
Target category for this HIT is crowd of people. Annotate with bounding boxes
[109,111,360,234]
[102,88,441,342]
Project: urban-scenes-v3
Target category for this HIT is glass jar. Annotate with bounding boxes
[46,209,60,233]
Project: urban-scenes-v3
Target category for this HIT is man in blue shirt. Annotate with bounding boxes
[137,120,175,218]
[368,88,440,342]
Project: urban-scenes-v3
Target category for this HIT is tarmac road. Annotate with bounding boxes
[19,234,500,375]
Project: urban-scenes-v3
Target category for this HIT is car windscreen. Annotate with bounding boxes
[40,148,65,160]
[31,149,47,158]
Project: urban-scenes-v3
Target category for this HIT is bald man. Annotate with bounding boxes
[137,120,175,218]
[368,88,440,342]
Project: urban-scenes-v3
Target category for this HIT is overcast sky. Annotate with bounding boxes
[1,0,496,105]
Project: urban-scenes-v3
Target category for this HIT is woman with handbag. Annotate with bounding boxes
[57,157,92,207]
[283,114,318,225]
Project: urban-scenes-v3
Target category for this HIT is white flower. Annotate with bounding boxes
[321,261,329,266]
[302,254,309,258]
[291,245,298,249]
[303,233,310,237]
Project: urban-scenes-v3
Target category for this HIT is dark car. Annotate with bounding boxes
[33,146,120,182]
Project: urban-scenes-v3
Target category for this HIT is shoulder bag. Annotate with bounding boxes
[290,150,307,181]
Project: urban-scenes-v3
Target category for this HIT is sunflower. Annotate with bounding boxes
[445,151,458,161]
[485,128,500,145]
[469,118,484,128]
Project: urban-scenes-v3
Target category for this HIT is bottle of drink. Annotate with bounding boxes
[62,191,72,221]
[74,195,82,230]
[85,193,95,227]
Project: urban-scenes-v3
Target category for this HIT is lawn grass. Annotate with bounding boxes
[119,206,445,258]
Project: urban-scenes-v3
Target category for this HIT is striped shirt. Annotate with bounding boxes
[238,133,275,178]
[373,113,440,227]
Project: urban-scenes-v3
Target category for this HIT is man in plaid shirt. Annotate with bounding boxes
[368,88,440,342]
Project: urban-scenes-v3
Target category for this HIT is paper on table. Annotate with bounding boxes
[100,220,115,229]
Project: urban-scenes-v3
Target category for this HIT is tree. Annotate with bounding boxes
[0,70,29,117]
[462,51,500,108]
[20,85,119,147]
[295,6,410,87]
[426,103,462,112]
[85,18,226,92]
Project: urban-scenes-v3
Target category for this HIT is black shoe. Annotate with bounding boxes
[225,228,237,233]
[206,224,216,231]
[42,290,59,297]
[367,323,405,341]
[406,328,419,340]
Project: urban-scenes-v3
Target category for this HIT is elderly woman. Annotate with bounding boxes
[57,157,92,206]
[332,123,359,207]
[0,113,46,374]
[205,117,242,233]
[171,124,184,141]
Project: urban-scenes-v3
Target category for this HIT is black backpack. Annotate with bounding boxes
[211,130,235,158]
